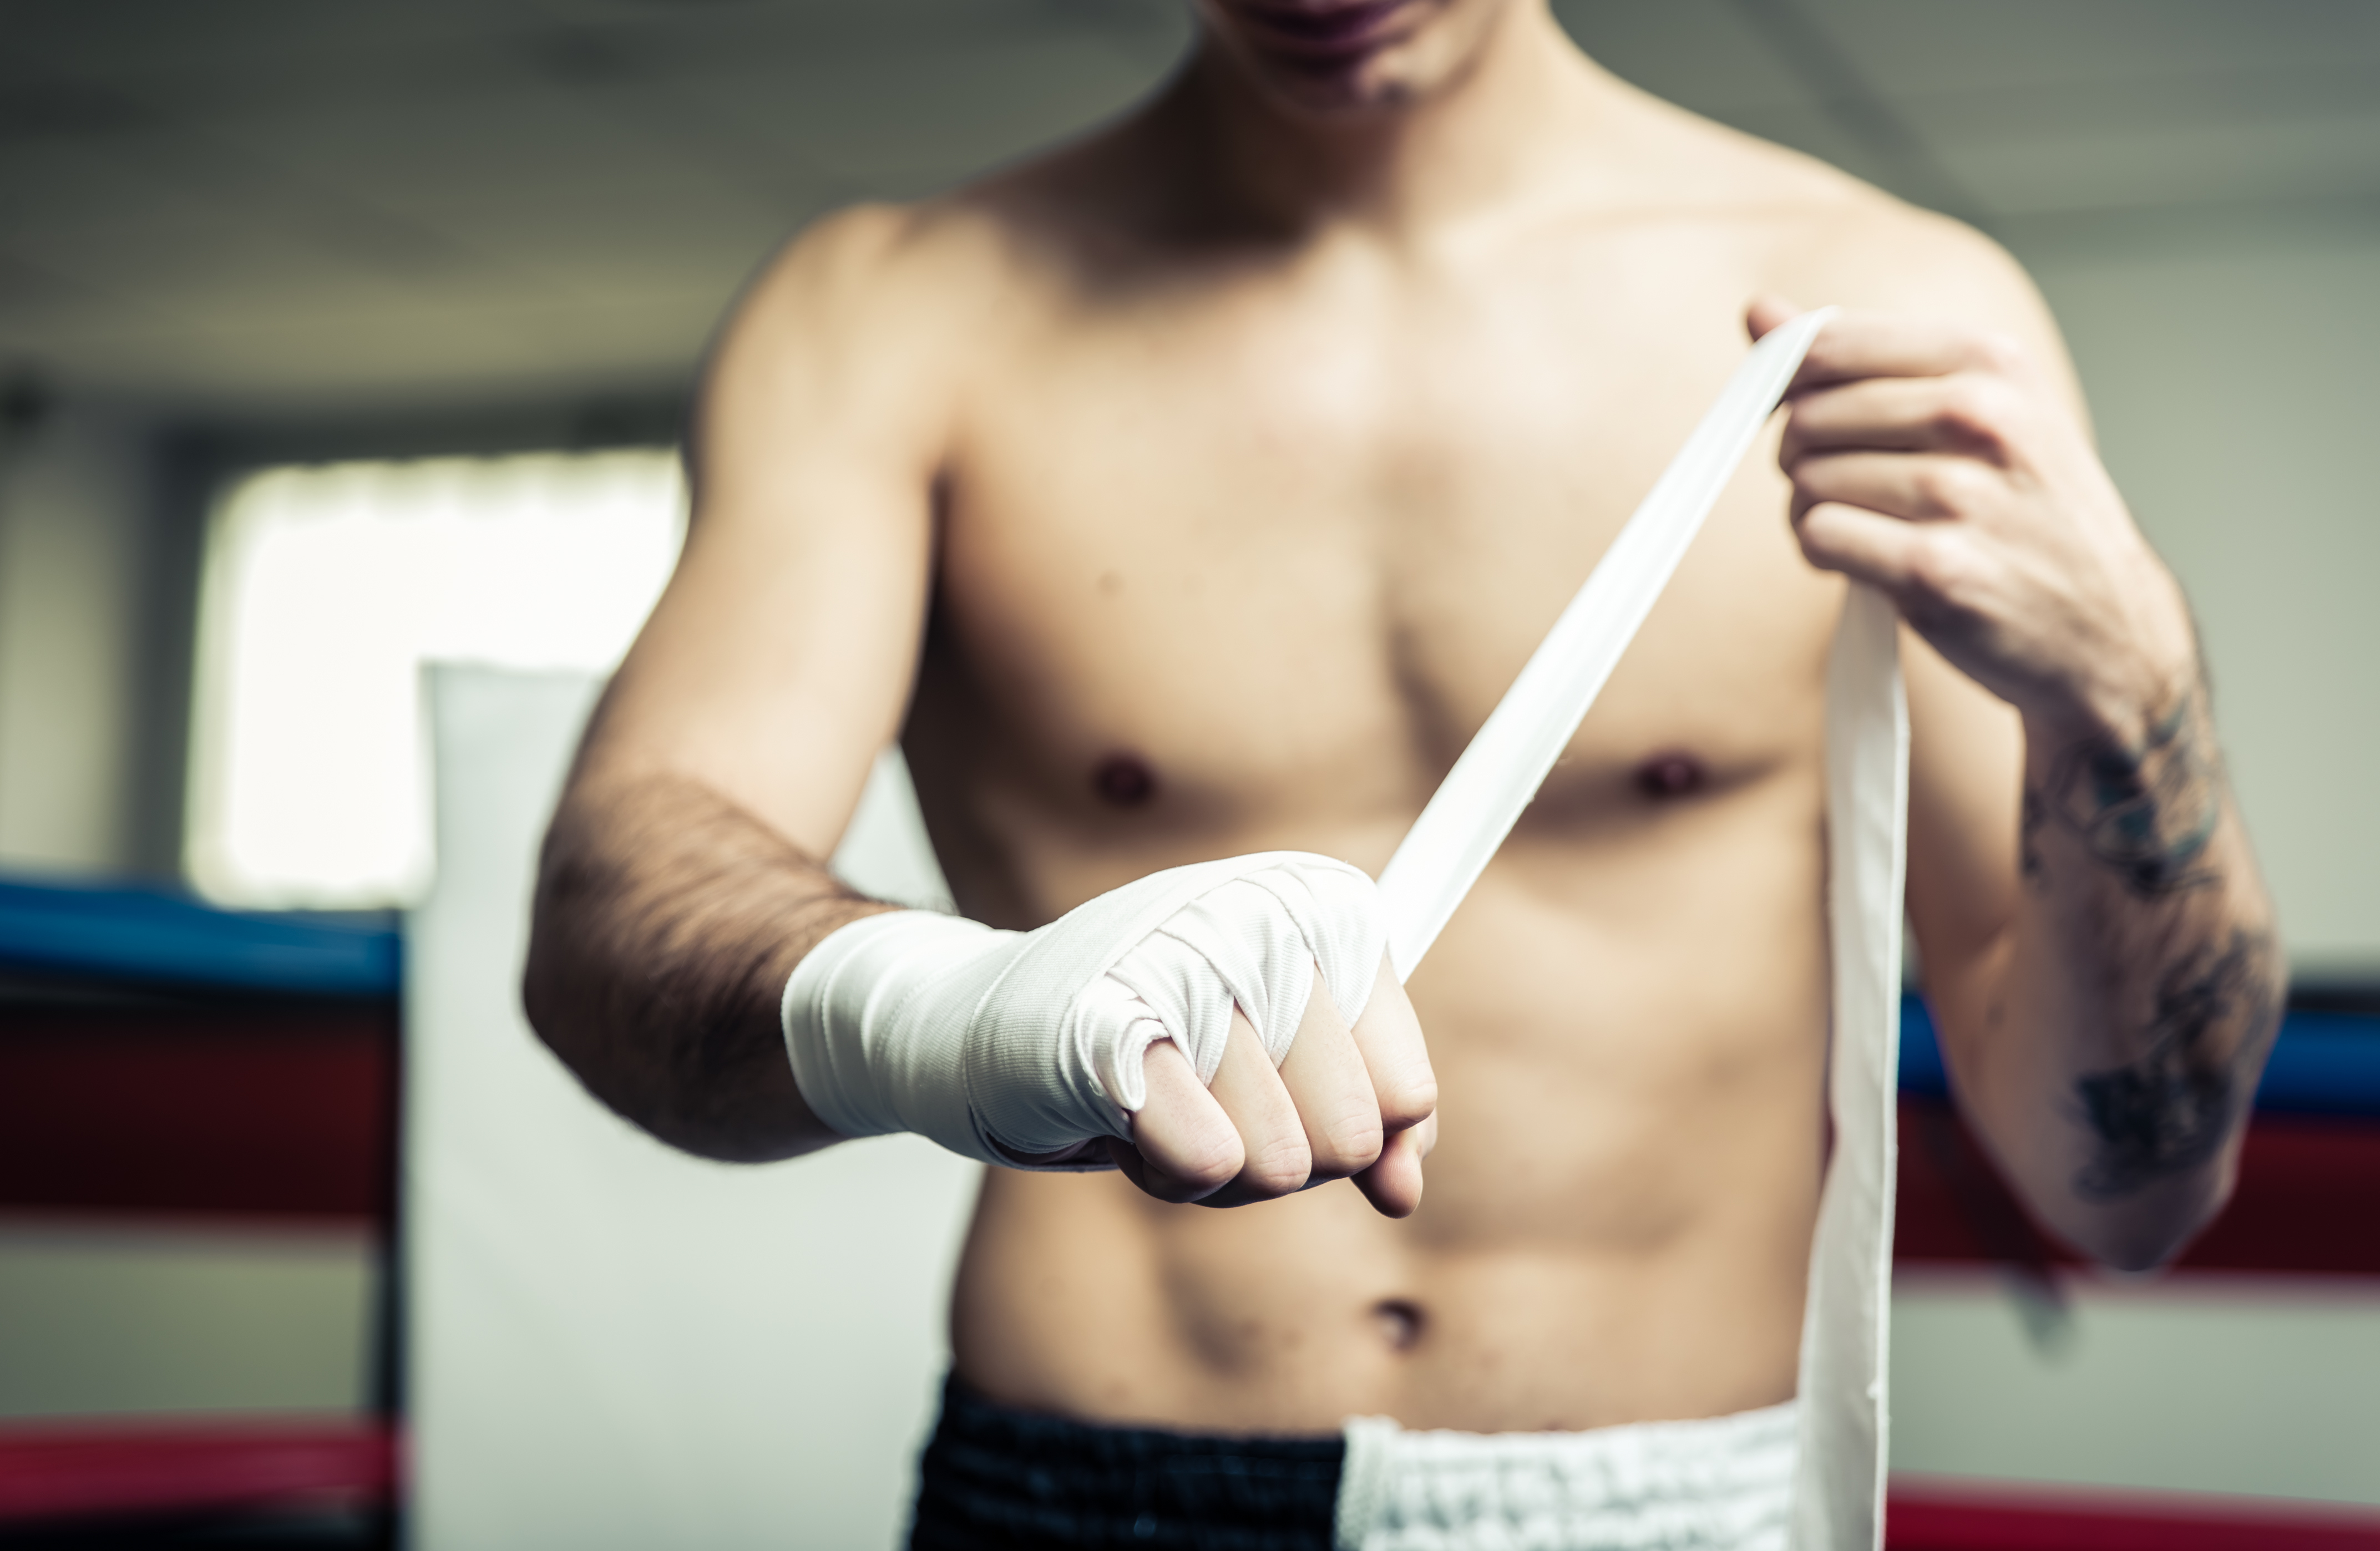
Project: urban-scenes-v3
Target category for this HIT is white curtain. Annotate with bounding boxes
[404,665,975,1550]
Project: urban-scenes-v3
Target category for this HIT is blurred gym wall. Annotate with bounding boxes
[0,402,155,873]
[3,2,2377,1529]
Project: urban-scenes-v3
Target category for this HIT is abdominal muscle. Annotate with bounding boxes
[944,775,1832,1438]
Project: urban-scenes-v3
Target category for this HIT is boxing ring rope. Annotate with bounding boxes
[1,874,2377,1543]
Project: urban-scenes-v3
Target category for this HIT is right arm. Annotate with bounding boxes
[523,205,943,1163]
[523,203,1437,1210]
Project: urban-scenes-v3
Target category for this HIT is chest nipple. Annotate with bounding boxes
[1634,751,1708,801]
[1092,752,1158,808]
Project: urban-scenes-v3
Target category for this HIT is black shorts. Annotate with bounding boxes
[909,1376,1344,1550]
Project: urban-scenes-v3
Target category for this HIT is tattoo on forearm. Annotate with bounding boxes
[2069,928,2277,1201]
[2032,685,2222,896]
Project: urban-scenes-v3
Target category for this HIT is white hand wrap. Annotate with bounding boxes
[781,851,1388,1167]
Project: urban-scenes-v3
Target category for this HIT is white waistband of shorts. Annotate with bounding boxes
[1335,1401,1799,1551]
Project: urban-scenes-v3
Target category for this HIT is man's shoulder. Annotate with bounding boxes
[724,157,1138,401]
[1761,189,2038,331]
[729,192,1024,342]
[1675,114,2042,331]
[1600,91,2045,332]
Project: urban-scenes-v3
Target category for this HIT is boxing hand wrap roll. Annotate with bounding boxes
[781,852,1389,1167]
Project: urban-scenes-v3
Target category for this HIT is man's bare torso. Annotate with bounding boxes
[860,68,1951,1436]
[530,2,2266,1473]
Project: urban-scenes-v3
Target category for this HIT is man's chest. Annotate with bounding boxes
[918,265,1844,853]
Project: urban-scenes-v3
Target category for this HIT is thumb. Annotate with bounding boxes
[1745,294,1805,343]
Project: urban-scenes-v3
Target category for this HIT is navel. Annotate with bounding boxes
[1371,1297,1425,1353]
[1634,750,1708,800]
[1092,752,1158,808]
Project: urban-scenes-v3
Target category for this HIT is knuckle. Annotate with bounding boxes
[1172,1170,1233,1202]
[1974,328,2029,377]
[1933,380,2008,451]
[1905,534,1983,610]
[1311,1106,1385,1176]
[1239,1134,1313,1198]
[1379,1074,1439,1131]
[1171,1137,1243,1194]
[1791,502,1844,560]
[1915,458,1986,516]
[1787,450,1842,503]
[1136,1107,1243,1193]
[1932,378,1984,430]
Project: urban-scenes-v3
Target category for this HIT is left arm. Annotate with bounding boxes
[1753,290,2285,1270]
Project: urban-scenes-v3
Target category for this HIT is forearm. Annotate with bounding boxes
[1758,298,2291,1266]
[1952,670,2285,1269]
[523,768,898,1162]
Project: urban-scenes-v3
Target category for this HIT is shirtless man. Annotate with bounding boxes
[523,2,2282,1545]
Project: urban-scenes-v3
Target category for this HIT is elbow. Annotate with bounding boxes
[2057,1155,2241,1275]
[518,913,660,1137]
[519,946,565,1061]
[519,896,561,1045]
[517,788,622,1070]
[2085,1225,2191,1277]
[518,867,593,1076]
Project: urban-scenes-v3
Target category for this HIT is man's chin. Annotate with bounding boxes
[1265,71,1419,118]
[1232,45,1435,118]
[1198,0,1457,118]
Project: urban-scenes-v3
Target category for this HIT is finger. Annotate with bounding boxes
[1121,1038,1242,1203]
[1789,450,1999,526]
[1780,374,2019,466]
[1198,1008,1313,1205]
[1275,965,1384,1182]
[1354,1109,1437,1219]
[1792,499,1936,595]
[1745,293,1805,342]
[1349,956,1436,1132]
[1784,311,2027,396]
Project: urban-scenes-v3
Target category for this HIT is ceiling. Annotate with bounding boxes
[4,0,2378,422]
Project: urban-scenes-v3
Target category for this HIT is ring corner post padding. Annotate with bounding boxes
[403,665,977,1549]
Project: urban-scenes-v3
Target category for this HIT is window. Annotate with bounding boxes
[186,449,685,909]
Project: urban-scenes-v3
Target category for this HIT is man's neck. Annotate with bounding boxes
[1157,4,1616,245]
